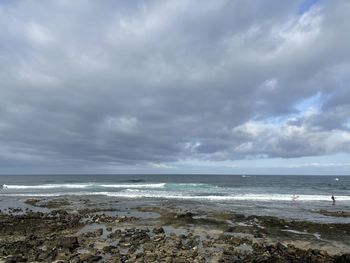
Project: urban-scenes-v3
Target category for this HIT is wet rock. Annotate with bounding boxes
[96,228,103,236]
[240,242,336,263]
[334,253,350,263]
[102,245,119,254]
[153,234,165,242]
[153,227,165,234]
[79,253,102,262]
[320,210,350,218]
[131,231,150,245]
[38,248,58,261]
[56,236,79,251]
[108,229,121,239]
[175,212,194,220]
[1,202,350,263]
[24,199,41,207]
[84,228,104,238]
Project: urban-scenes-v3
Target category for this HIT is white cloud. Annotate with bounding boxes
[232,117,350,158]
[102,116,138,133]
[0,0,349,173]
[149,162,177,169]
[26,23,55,46]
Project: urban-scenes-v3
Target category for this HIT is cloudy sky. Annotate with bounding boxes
[0,0,350,175]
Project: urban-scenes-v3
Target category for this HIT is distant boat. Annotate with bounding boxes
[335,178,339,181]
[241,175,250,178]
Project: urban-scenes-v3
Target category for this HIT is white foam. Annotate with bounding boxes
[98,192,350,202]
[281,229,322,240]
[0,193,77,197]
[1,187,350,202]
[2,183,166,190]
[99,183,166,188]
[281,229,308,235]
[2,184,92,189]
[167,183,212,187]
[0,191,110,197]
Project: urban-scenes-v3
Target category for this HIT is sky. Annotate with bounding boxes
[0,0,350,175]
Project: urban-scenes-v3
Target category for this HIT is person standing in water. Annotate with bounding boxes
[331,195,336,205]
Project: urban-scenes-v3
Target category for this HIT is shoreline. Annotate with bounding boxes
[0,196,350,262]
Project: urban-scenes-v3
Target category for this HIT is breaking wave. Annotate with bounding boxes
[1,183,166,190]
[1,189,350,202]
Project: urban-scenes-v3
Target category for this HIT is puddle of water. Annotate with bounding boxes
[94,210,160,219]
[78,224,111,240]
[281,229,323,240]
[163,226,190,236]
[0,197,50,214]
[224,232,254,239]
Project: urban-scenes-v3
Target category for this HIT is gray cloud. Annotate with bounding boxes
[0,0,350,172]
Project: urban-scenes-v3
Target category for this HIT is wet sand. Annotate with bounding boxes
[0,196,350,262]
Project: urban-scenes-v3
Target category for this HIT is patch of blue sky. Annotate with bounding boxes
[344,120,350,129]
[0,0,19,6]
[252,109,299,126]
[298,0,320,15]
[259,115,296,126]
[253,93,326,126]
[294,92,323,112]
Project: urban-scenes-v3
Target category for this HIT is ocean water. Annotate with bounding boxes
[1,174,350,222]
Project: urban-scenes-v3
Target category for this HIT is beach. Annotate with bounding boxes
[0,175,350,262]
[2,1,350,261]
[0,195,350,262]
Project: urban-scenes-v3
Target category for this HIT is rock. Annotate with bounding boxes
[96,228,103,236]
[320,210,350,218]
[4,256,19,263]
[108,229,121,239]
[276,242,287,251]
[153,227,165,234]
[175,212,194,220]
[102,245,119,254]
[56,236,79,250]
[335,253,350,263]
[119,242,132,248]
[254,232,264,238]
[2,202,350,263]
[38,249,57,261]
[153,236,164,242]
[79,253,102,262]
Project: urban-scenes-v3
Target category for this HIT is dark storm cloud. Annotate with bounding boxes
[0,0,350,171]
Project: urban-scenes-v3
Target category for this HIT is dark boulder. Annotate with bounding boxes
[56,236,79,251]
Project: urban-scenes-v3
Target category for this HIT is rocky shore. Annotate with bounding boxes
[0,197,349,262]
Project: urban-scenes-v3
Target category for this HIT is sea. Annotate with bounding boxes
[0,174,350,223]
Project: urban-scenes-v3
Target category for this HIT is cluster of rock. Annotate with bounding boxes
[220,242,350,263]
[1,201,350,262]
[320,210,350,218]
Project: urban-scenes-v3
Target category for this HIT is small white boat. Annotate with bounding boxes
[335,178,339,181]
